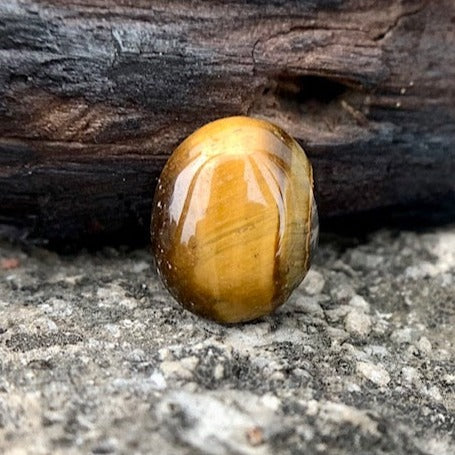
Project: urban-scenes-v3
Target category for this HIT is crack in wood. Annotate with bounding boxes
[372,0,429,41]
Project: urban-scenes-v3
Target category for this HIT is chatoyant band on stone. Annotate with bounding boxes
[150,116,318,324]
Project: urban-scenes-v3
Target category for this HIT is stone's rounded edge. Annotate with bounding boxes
[150,116,318,324]
[173,116,264,160]
[253,115,318,280]
[309,195,320,264]
[175,115,311,164]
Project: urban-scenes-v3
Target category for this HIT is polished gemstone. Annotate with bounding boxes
[151,116,318,323]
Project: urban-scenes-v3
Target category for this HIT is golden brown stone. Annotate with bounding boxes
[151,116,318,323]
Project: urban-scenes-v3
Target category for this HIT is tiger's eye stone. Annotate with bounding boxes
[151,116,318,323]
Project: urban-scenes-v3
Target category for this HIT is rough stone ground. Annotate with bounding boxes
[0,224,454,454]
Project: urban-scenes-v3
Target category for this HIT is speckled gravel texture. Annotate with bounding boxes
[0,224,454,454]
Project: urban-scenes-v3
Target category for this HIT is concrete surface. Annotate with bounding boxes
[0,224,454,454]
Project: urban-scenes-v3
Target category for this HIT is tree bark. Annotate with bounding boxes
[0,0,454,243]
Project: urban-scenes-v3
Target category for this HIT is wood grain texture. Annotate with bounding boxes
[0,0,454,243]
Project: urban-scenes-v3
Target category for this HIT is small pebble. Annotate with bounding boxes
[345,311,372,337]
[246,426,264,446]
[401,367,421,387]
[416,336,432,355]
[32,317,59,334]
[425,385,442,402]
[405,262,439,279]
[349,295,370,312]
[325,327,350,342]
[345,382,361,393]
[300,270,325,295]
[127,349,146,363]
[0,258,20,270]
[214,364,224,380]
[349,251,384,270]
[149,370,167,390]
[325,305,351,323]
[442,374,455,385]
[356,361,390,386]
[295,296,324,317]
[160,356,199,379]
[391,328,414,344]
[131,261,151,273]
[330,283,356,301]
[92,438,118,454]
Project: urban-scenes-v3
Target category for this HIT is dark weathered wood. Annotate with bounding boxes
[0,0,454,243]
